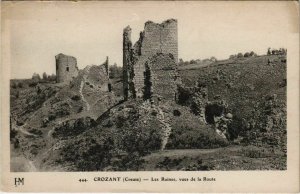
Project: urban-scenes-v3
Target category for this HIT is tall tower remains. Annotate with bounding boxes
[55,53,79,84]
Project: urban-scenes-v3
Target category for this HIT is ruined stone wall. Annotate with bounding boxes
[56,53,79,84]
[86,64,109,92]
[134,19,178,97]
[123,26,136,100]
[145,53,181,101]
[142,19,178,61]
[123,19,178,99]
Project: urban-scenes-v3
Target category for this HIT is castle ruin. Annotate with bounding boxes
[56,53,79,84]
[123,19,180,101]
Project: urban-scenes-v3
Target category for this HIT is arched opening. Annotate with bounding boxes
[205,103,226,124]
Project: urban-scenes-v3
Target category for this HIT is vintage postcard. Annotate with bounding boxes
[1,1,299,193]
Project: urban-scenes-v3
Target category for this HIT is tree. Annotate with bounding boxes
[249,51,257,57]
[237,53,243,58]
[32,73,41,81]
[210,56,217,62]
[42,72,48,80]
[190,59,196,64]
[244,52,250,57]
[267,48,271,55]
[195,59,201,64]
[229,55,236,59]
[178,58,184,66]
[279,48,286,55]
[109,63,122,79]
[50,74,57,81]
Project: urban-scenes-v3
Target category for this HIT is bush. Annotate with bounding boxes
[10,129,18,140]
[111,152,145,171]
[167,112,228,149]
[32,73,41,81]
[237,53,243,58]
[249,51,257,57]
[17,82,23,88]
[15,91,20,98]
[109,64,122,79]
[71,95,81,101]
[52,117,96,138]
[28,81,38,87]
[119,117,162,155]
[42,72,48,80]
[77,106,84,113]
[229,55,236,59]
[241,146,271,158]
[227,116,246,140]
[63,136,115,171]
[244,52,250,57]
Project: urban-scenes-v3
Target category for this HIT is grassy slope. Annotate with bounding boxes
[10,73,120,171]
[142,145,286,170]
[179,55,286,119]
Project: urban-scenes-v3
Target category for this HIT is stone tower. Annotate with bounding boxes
[123,19,179,100]
[55,53,79,84]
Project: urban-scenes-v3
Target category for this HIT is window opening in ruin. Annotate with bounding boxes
[66,67,69,72]
[56,64,58,70]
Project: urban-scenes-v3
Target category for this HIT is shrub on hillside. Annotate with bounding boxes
[167,112,228,149]
[109,64,122,79]
[113,104,163,155]
[242,94,286,150]
[28,81,38,87]
[249,51,257,57]
[56,103,163,171]
[226,116,247,140]
[60,135,116,171]
[71,95,81,101]
[32,73,41,81]
[237,53,243,58]
[52,117,96,138]
[244,52,250,57]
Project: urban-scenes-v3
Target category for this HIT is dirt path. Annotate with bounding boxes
[47,129,54,138]
[28,161,37,171]
[143,146,241,160]
[11,121,37,137]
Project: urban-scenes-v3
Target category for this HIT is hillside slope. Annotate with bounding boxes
[179,55,286,120]
[10,54,287,171]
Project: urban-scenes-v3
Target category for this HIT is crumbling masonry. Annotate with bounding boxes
[123,19,180,101]
[56,53,79,84]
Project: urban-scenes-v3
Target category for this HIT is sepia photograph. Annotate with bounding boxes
[1,1,299,192]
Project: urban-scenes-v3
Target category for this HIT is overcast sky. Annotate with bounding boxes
[3,1,297,79]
